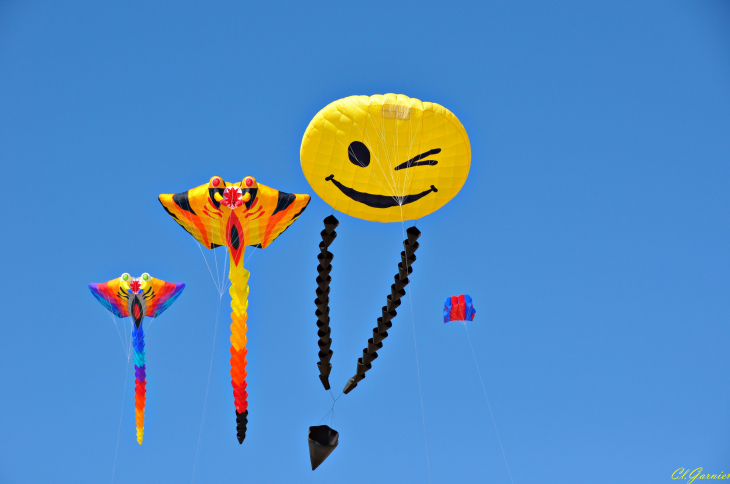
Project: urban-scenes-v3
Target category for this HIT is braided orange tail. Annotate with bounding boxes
[229,257,250,443]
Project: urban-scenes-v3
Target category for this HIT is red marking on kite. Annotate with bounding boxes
[245,205,262,218]
[205,199,223,216]
[222,187,243,209]
[449,295,465,321]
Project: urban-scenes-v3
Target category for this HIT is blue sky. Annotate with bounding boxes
[1,1,729,483]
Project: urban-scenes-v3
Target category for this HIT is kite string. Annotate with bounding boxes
[463,323,514,484]
[198,241,222,294]
[191,290,224,484]
[401,218,432,484]
[318,390,342,428]
[111,336,132,484]
[177,195,223,295]
[108,312,130,359]
[328,389,342,428]
[214,241,221,290]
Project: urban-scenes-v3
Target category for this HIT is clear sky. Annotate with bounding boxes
[1,1,729,483]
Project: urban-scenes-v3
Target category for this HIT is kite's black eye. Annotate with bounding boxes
[347,141,370,168]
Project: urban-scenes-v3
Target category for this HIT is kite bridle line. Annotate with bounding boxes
[106,310,132,360]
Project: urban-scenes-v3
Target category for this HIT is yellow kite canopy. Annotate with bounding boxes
[300,94,471,223]
[159,176,310,255]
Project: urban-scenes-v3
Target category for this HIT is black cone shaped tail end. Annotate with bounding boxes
[236,410,248,444]
[319,374,331,390]
[342,377,357,394]
[308,425,339,470]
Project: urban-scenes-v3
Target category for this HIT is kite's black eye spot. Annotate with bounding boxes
[229,224,240,250]
[348,141,370,168]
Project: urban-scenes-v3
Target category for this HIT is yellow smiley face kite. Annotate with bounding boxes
[300,94,471,223]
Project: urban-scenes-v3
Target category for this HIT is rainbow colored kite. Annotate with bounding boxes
[89,273,185,444]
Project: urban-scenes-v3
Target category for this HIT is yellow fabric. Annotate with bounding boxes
[158,177,310,250]
[301,93,471,223]
[229,260,250,354]
[229,256,250,412]
[135,409,144,444]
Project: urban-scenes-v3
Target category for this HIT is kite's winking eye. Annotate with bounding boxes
[121,273,130,281]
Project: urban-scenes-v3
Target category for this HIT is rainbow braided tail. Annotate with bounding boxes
[132,324,146,444]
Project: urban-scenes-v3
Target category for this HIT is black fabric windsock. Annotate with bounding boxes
[315,216,339,390]
[308,425,339,470]
[342,226,421,394]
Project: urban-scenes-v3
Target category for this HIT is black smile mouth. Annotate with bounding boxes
[325,175,438,209]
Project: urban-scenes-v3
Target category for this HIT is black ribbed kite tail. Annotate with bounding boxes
[342,226,421,394]
[315,215,339,390]
[235,410,248,444]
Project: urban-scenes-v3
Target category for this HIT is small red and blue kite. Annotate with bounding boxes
[444,294,476,323]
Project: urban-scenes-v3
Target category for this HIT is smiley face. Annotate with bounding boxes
[301,94,471,223]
